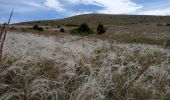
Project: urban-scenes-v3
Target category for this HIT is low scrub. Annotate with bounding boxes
[33,24,43,31]
[70,23,93,35]
[166,23,170,26]
[97,24,107,34]
[60,28,65,32]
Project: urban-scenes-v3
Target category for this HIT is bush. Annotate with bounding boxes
[77,23,91,32]
[21,27,26,31]
[70,23,93,35]
[166,23,170,26]
[66,24,78,27]
[157,23,163,27]
[33,24,43,31]
[33,24,39,30]
[10,27,17,30]
[37,27,43,31]
[164,39,170,47]
[60,28,65,32]
[97,24,106,34]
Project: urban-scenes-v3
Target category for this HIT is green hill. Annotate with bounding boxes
[15,14,170,26]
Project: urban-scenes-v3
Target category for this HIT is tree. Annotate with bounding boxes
[97,24,106,34]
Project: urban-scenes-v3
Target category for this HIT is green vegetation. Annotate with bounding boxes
[94,32,170,47]
[60,27,65,32]
[166,23,170,26]
[97,24,106,34]
[71,23,93,35]
[33,24,43,31]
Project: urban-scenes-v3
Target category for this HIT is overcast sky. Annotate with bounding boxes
[0,0,170,23]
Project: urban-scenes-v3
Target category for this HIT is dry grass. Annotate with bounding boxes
[0,32,169,100]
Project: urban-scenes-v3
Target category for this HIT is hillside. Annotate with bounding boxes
[16,14,170,26]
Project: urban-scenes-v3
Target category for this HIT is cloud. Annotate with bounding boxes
[96,0,142,14]
[27,2,43,8]
[44,0,65,12]
[140,7,170,15]
[74,11,92,15]
[0,0,44,13]
[66,0,142,14]
[1,0,170,23]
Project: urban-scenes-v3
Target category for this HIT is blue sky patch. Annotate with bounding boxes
[0,0,170,23]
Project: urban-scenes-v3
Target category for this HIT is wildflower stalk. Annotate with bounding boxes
[0,9,14,71]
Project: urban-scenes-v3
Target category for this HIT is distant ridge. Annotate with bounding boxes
[15,14,170,26]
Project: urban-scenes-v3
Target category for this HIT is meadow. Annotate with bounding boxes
[0,31,169,100]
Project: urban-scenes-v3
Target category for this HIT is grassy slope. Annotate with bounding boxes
[15,14,170,26]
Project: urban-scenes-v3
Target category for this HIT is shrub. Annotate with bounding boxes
[166,23,170,26]
[97,24,106,34]
[77,23,90,32]
[60,28,65,32]
[10,27,17,30]
[157,23,163,27]
[2,23,7,25]
[33,24,43,31]
[164,39,170,47]
[66,24,78,27]
[33,24,38,29]
[37,27,43,31]
[70,23,93,35]
[21,27,26,31]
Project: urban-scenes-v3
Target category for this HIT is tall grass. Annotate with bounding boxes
[0,32,169,100]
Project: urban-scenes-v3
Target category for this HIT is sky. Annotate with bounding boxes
[0,0,170,23]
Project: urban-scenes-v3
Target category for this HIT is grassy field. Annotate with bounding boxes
[0,32,169,100]
[12,14,170,47]
[0,14,169,99]
[9,23,170,47]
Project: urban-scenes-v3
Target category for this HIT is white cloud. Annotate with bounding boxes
[31,0,170,16]
[66,0,142,14]
[0,1,45,13]
[44,0,65,12]
[66,0,80,4]
[74,11,92,15]
[140,7,170,15]
[27,2,43,8]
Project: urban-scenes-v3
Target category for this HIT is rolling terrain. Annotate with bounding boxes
[0,14,169,99]
[12,14,170,47]
[16,14,170,26]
